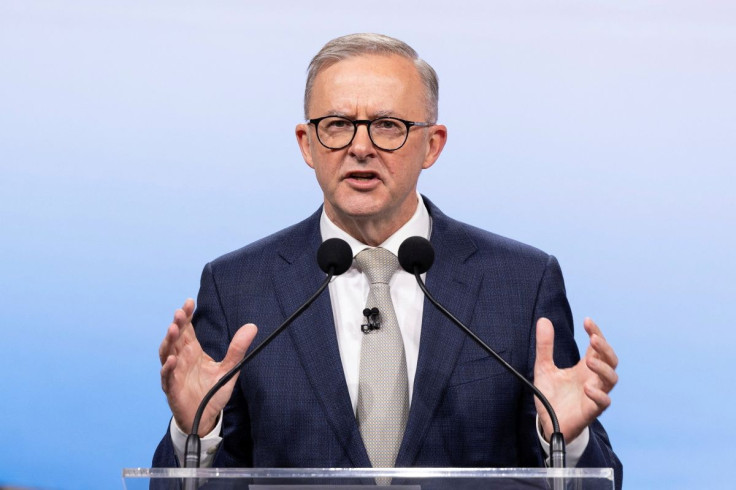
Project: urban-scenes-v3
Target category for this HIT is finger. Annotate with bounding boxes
[584,318,619,368]
[159,323,181,365]
[584,384,612,412]
[586,356,619,392]
[535,317,556,370]
[221,324,259,371]
[182,298,195,319]
[160,354,178,393]
[173,306,197,342]
[590,333,619,369]
[173,307,191,329]
[583,317,605,341]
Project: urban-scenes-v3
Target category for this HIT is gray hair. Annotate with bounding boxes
[304,33,439,122]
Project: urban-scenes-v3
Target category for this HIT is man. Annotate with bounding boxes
[154,33,622,487]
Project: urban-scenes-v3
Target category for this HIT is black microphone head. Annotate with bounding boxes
[317,238,353,276]
[398,236,435,275]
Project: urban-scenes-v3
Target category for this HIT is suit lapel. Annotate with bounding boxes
[396,201,482,467]
[272,215,371,467]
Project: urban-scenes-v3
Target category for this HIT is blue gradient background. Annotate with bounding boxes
[1,1,734,488]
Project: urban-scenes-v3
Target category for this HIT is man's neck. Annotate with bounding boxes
[324,201,420,247]
[331,218,403,247]
[320,195,430,255]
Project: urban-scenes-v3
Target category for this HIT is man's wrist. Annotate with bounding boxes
[170,412,224,467]
[535,415,590,467]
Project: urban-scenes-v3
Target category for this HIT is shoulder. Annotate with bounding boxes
[424,195,552,271]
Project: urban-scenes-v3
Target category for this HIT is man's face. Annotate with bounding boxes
[296,54,447,242]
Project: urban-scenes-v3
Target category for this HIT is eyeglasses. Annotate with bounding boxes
[308,116,434,151]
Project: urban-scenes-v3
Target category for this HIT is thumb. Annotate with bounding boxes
[535,317,556,371]
[222,323,258,370]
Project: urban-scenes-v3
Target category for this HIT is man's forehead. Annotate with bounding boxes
[315,53,419,80]
[308,54,425,118]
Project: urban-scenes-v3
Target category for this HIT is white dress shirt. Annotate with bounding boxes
[171,194,588,466]
[320,194,430,413]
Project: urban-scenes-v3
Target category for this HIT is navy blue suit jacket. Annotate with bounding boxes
[153,197,622,487]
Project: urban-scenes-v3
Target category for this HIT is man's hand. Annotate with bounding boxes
[534,317,619,443]
[159,299,258,436]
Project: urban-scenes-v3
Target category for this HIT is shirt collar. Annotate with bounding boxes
[319,193,431,258]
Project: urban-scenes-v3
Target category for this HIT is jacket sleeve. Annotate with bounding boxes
[528,255,623,490]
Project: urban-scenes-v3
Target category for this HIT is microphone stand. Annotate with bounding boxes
[409,268,566,471]
[181,233,353,490]
[184,269,336,472]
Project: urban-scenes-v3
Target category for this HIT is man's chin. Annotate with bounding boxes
[331,205,385,223]
[326,193,387,218]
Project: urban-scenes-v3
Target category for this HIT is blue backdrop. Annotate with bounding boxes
[1,1,734,488]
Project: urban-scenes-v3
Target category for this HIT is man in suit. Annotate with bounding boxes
[155,33,622,486]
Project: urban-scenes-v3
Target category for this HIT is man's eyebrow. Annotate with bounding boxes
[372,110,398,118]
[320,110,399,119]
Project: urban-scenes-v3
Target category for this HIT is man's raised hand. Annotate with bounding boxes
[159,299,257,436]
[534,317,619,443]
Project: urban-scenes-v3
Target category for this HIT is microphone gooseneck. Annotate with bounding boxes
[184,238,353,473]
[397,236,567,469]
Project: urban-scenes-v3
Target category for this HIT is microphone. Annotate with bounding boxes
[398,236,567,469]
[361,307,381,333]
[317,237,354,276]
[183,238,353,475]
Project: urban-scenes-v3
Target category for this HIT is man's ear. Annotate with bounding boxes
[421,124,448,170]
[295,123,315,169]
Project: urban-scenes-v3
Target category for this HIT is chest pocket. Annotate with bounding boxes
[447,341,513,388]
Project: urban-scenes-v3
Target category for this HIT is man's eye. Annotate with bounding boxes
[375,120,399,129]
[325,119,350,129]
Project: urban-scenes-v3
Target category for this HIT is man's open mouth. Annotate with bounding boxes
[347,172,377,180]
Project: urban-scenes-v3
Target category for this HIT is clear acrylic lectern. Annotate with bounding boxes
[122,467,614,489]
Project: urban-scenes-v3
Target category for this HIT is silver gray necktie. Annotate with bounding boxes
[355,247,409,481]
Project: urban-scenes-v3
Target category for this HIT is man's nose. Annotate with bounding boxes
[349,123,376,158]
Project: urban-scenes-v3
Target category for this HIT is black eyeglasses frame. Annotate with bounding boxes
[307,116,434,151]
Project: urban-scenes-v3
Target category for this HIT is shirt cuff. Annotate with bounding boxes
[536,415,589,468]
[170,413,224,467]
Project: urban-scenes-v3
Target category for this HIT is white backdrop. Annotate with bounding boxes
[1,1,734,488]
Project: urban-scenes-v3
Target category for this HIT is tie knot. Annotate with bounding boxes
[355,247,399,285]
